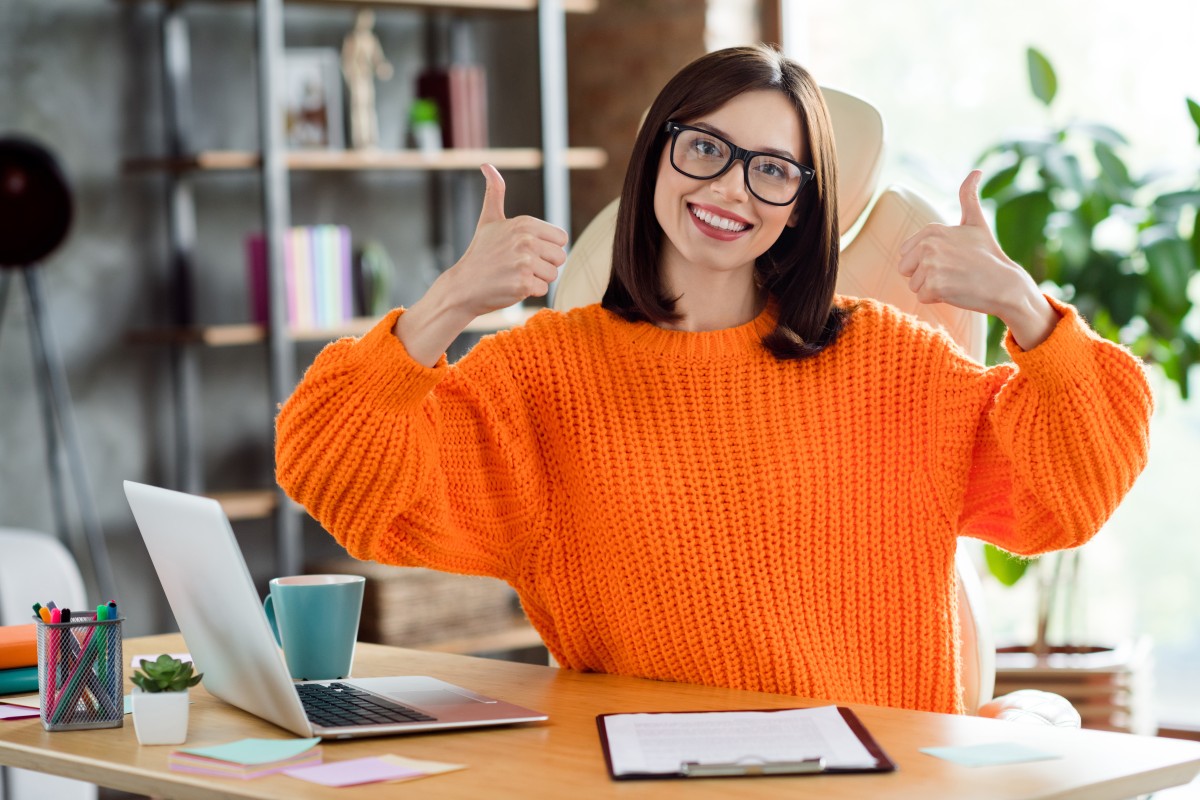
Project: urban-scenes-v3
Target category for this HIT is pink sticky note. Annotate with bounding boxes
[283,757,422,787]
[0,705,41,721]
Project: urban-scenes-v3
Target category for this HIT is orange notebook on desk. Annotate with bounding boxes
[0,624,37,669]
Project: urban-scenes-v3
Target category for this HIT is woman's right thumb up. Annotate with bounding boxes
[476,163,507,229]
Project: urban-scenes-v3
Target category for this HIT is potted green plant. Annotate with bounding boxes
[976,48,1200,394]
[130,654,203,745]
[973,47,1199,732]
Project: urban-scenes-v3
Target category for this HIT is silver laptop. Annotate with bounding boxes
[124,480,548,739]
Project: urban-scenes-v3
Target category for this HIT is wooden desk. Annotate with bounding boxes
[1,634,1198,799]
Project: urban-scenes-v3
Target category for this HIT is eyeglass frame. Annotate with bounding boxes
[663,121,816,207]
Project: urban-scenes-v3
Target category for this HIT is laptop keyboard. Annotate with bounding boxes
[296,682,437,728]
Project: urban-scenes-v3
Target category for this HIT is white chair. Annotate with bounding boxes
[552,87,1078,727]
[0,528,98,800]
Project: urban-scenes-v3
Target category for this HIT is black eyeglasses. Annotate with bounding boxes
[664,121,815,206]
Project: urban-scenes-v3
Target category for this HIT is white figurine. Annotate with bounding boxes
[342,10,393,149]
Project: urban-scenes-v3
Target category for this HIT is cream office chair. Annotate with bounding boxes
[552,87,1078,726]
[0,528,98,800]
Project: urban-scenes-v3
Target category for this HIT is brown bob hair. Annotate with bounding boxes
[601,44,850,360]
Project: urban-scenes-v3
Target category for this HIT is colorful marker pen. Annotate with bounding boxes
[59,609,76,690]
[50,626,99,726]
[96,605,109,689]
[48,608,62,705]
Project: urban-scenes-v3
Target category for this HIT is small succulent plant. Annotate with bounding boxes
[131,654,204,693]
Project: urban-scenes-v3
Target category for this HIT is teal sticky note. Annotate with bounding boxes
[921,742,1060,767]
[177,737,321,765]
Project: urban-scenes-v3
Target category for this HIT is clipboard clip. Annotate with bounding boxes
[679,756,827,777]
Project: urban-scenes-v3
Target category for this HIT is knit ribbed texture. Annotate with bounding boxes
[276,295,1152,715]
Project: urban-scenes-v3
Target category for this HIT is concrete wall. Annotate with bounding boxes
[0,0,706,638]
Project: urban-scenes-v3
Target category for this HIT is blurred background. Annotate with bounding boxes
[1,0,1196,758]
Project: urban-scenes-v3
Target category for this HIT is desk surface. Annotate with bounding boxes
[1,634,1198,800]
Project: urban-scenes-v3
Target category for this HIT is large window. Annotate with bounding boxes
[784,1,1200,727]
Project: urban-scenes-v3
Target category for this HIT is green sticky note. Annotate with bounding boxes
[921,742,1060,767]
[177,737,321,765]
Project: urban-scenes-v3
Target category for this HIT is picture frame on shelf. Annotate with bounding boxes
[281,48,344,150]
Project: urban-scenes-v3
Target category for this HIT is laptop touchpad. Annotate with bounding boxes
[390,689,490,707]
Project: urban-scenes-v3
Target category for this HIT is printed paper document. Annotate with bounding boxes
[603,705,879,776]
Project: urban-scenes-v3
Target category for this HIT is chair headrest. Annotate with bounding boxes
[821,86,884,236]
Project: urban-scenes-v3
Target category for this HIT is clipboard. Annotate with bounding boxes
[596,706,896,780]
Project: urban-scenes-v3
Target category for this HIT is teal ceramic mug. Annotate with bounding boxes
[263,574,365,681]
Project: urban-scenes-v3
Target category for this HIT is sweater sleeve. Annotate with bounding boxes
[928,296,1153,556]
[274,309,548,581]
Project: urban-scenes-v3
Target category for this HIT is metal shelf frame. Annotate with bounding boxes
[153,0,582,576]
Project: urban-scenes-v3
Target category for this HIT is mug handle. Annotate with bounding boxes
[263,594,282,646]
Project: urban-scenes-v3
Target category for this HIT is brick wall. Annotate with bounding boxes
[565,0,707,235]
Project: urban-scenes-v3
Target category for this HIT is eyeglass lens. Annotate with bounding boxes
[671,128,804,205]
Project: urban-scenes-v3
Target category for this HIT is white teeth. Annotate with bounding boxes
[691,205,748,232]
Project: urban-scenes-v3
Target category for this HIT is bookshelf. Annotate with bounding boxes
[121,0,596,11]
[134,0,603,581]
[128,306,540,347]
[124,147,606,173]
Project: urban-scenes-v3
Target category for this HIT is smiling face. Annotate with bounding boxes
[653,89,808,292]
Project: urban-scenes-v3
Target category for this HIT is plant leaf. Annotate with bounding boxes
[1094,141,1134,200]
[1056,214,1093,272]
[981,163,1021,199]
[1142,230,1194,317]
[1153,190,1200,212]
[1090,267,1145,328]
[1064,121,1129,147]
[1026,47,1057,106]
[1192,213,1200,279]
[1040,147,1083,193]
[984,544,1033,587]
[995,190,1054,277]
[1188,97,1200,143]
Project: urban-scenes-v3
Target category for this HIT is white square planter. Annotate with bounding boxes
[131,688,190,745]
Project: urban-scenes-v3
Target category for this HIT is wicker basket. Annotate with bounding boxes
[313,558,525,649]
[994,636,1154,735]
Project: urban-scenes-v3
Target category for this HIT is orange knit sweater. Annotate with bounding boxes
[275,295,1152,715]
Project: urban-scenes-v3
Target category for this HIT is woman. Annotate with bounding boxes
[276,45,1151,715]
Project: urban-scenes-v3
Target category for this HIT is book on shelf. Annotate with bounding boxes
[416,64,488,149]
[247,225,354,329]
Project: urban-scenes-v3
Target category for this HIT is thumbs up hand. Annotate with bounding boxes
[897,170,1059,350]
[392,165,569,366]
[442,164,569,317]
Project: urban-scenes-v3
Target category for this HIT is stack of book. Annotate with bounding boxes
[246,225,354,329]
[0,624,38,695]
[416,64,488,149]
